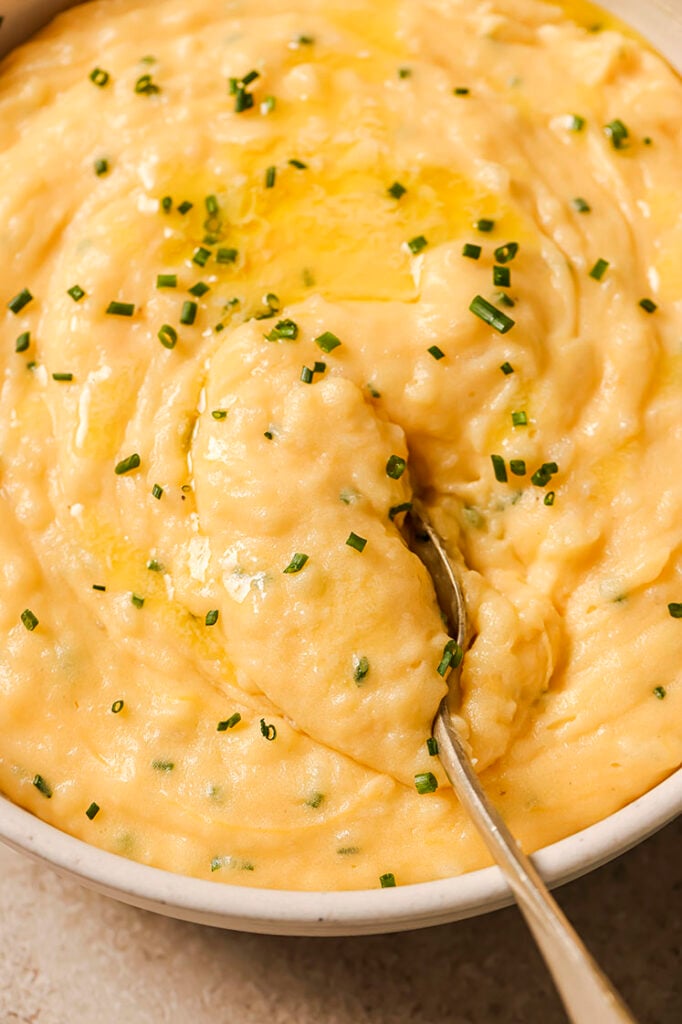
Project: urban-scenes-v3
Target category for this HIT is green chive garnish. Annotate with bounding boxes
[86,802,100,820]
[111,699,125,713]
[604,118,629,150]
[146,559,164,572]
[639,298,657,313]
[180,301,197,325]
[428,345,445,360]
[152,483,163,499]
[388,181,406,200]
[177,200,193,214]
[414,772,438,794]
[262,95,277,114]
[32,774,52,798]
[89,67,110,87]
[346,532,367,552]
[315,331,341,353]
[500,361,514,375]
[288,158,307,169]
[192,247,211,267]
[106,301,135,316]
[571,197,591,213]
[469,295,515,333]
[217,712,241,731]
[653,686,666,699]
[567,114,585,132]
[475,218,494,232]
[265,165,276,188]
[668,603,682,618]
[212,409,227,420]
[437,639,463,676]
[531,462,558,487]
[189,282,210,297]
[156,274,177,289]
[511,410,527,426]
[92,584,106,591]
[205,609,219,626]
[544,491,556,506]
[216,247,238,264]
[115,453,140,475]
[494,242,519,264]
[491,454,507,482]
[265,319,299,341]
[388,501,412,520]
[8,288,33,314]
[306,792,324,808]
[283,553,309,574]
[15,332,30,353]
[398,67,411,78]
[510,459,526,476]
[131,593,144,609]
[353,655,369,683]
[407,235,428,254]
[462,243,481,260]
[300,366,314,384]
[493,265,510,288]
[21,608,39,631]
[426,738,439,756]
[67,285,85,302]
[453,87,470,96]
[260,719,277,741]
[152,760,174,772]
[135,74,160,95]
[380,872,397,887]
[589,258,609,281]
[161,195,173,212]
[52,373,73,382]
[386,454,406,479]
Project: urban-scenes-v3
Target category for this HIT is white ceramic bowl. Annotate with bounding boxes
[0,0,680,937]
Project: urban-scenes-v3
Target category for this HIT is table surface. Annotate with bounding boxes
[0,817,679,1024]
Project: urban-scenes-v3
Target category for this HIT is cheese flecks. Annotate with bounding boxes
[0,0,680,890]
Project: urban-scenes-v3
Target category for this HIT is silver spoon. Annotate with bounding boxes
[406,504,637,1024]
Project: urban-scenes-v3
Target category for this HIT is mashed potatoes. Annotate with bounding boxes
[0,0,680,890]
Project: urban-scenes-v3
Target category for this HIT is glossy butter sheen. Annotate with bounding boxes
[0,0,680,890]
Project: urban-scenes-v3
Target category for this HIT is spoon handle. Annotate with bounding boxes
[434,707,637,1024]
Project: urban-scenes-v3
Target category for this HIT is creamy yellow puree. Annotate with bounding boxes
[0,0,680,890]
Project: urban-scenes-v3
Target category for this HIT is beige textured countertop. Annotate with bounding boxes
[0,818,679,1023]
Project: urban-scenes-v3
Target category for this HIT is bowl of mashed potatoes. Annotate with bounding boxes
[0,0,680,935]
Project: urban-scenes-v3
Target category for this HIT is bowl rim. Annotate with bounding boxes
[0,0,680,936]
[1,770,680,935]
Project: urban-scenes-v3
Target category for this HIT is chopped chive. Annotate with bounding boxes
[92,584,106,592]
[286,159,307,172]
[491,454,507,482]
[265,165,276,189]
[189,281,210,298]
[283,553,309,574]
[426,737,439,756]
[67,284,85,302]
[134,74,160,95]
[571,197,591,213]
[453,87,470,95]
[604,118,629,150]
[158,324,177,349]
[414,772,438,795]
[353,655,369,683]
[15,332,30,353]
[380,872,397,887]
[668,603,682,618]
[337,846,360,856]
[544,491,556,506]
[204,194,219,216]
[106,301,135,316]
[161,196,173,212]
[589,258,609,281]
[437,639,463,676]
[261,95,276,114]
[115,453,140,475]
[265,319,299,341]
[8,288,33,314]
[567,114,585,132]
[462,243,481,260]
[131,593,144,609]
[511,410,527,426]
[300,365,314,384]
[313,360,326,374]
[653,686,666,699]
[305,791,324,808]
[428,345,445,360]
[388,181,406,200]
[639,298,657,313]
[367,383,381,398]
[32,774,52,798]
[315,331,342,354]
[205,609,219,626]
[295,33,314,45]
[500,361,514,375]
[264,430,273,440]
[152,760,174,772]
[177,200,193,215]
[217,712,242,731]
[493,242,519,264]
[386,454,406,479]
[509,459,526,476]
[21,608,39,631]
[469,294,515,333]
[180,301,197,325]
[111,699,125,713]
[234,87,255,113]
[496,292,515,308]
[52,372,73,382]
[146,559,164,572]
[89,67,110,87]
[241,69,260,86]
[388,501,412,520]
[212,409,227,420]
[260,719,277,741]
[156,274,177,288]
[346,532,367,552]
[475,218,494,232]
[85,802,100,820]
[531,462,558,487]
[407,235,428,255]
[398,66,411,78]
[493,265,511,288]
[216,247,238,264]
[192,247,211,267]
[151,483,163,499]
